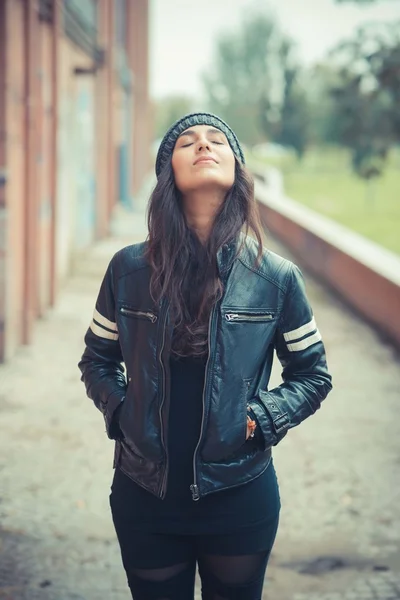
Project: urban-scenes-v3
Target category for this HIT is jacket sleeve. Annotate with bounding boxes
[248,263,333,449]
[78,256,126,439]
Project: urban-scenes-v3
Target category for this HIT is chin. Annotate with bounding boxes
[191,174,233,191]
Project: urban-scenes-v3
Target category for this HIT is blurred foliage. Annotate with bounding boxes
[299,64,341,146]
[249,146,400,254]
[202,13,309,158]
[203,8,400,187]
[154,95,194,140]
[326,22,400,188]
[152,6,400,214]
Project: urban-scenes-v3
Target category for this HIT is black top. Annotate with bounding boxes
[112,355,280,534]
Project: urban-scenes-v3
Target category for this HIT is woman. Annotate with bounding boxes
[79,112,332,600]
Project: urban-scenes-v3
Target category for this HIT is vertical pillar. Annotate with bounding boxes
[0,0,7,361]
[3,0,28,360]
[127,0,151,196]
[36,5,45,316]
[96,0,110,237]
[106,0,116,221]
[95,0,115,237]
[23,0,39,343]
[49,0,60,305]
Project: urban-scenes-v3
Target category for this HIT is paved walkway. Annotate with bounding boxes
[1,208,400,599]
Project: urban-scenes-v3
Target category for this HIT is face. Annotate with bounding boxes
[171,125,236,195]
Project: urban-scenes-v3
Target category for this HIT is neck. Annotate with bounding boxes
[182,189,225,244]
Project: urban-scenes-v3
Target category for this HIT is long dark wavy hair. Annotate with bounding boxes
[146,158,263,358]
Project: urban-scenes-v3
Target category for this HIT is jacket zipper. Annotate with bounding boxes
[158,305,169,498]
[190,305,216,502]
[120,307,157,323]
[225,312,273,322]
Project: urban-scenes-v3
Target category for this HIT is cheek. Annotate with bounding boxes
[171,153,187,189]
[223,155,236,186]
[171,152,180,175]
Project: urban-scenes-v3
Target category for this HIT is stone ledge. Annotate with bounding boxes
[254,176,400,349]
[255,182,400,287]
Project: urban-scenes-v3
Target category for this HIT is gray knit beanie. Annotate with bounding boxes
[155,112,245,178]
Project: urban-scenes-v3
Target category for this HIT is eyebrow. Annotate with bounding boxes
[177,128,225,139]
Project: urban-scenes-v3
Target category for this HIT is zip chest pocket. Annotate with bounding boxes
[119,307,158,323]
[225,311,275,323]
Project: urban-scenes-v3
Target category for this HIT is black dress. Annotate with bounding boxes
[111,354,281,547]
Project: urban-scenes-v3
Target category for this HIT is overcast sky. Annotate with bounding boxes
[149,0,400,100]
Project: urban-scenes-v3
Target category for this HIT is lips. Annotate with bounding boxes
[194,156,217,165]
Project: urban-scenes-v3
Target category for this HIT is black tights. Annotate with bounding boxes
[125,551,270,599]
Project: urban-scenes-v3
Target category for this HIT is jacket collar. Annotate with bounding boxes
[217,233,243,281]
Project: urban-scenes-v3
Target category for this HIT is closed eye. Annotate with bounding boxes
[180,142,193,148]
[212,141,224,145]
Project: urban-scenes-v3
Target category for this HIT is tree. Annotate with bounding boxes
[267,41,310,158]
[203,12,310,156]
[364,24,400,138]
[328,22,399,201]
[302,63,344,146]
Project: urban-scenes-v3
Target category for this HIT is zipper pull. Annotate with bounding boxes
[226,313,238,321]
[190,484,200,501]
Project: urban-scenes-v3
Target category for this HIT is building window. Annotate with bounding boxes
[64,0,97,30]
[114,0,126,47]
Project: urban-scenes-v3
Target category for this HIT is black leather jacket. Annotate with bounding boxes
[78,235,332,500]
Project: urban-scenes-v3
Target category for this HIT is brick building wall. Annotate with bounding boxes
[0,0,151,362]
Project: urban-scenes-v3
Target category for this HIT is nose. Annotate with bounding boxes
[196,136,211,153]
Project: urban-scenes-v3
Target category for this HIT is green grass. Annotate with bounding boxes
[248,146,400,255]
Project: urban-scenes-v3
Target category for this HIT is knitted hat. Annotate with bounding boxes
[155,112,245,177]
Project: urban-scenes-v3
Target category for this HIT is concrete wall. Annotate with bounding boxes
[255,178,400,349]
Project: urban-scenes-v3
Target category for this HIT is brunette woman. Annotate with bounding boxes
[79,113,332,600]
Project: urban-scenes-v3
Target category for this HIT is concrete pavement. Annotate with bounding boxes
[1,206,400,599]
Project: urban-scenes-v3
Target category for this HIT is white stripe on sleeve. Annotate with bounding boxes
[283,317,316,342]
[287,331,322,352]
[90,321,119,341]
[93,308,118,332]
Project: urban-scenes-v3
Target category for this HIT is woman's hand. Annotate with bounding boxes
[246,414,257,440]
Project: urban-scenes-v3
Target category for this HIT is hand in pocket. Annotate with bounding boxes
[246,413,257,440]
